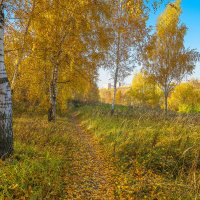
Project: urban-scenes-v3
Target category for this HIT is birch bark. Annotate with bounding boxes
[48,64,58,122]
[111,31,121,115]
[0,3,13,159]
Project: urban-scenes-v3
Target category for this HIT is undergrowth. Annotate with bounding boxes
[76,104,200,199]
[0,115,71,199]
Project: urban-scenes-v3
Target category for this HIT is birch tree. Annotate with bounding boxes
[5,0,111,120]
[0,1,13,159]
[10,0,36,91]
[105,0,149,114]
[130,72,162,107]
[142,0,199,115]
[43,0,111,121]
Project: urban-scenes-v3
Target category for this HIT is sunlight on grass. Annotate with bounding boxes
[0,116,71,199]
[76,104,200,199]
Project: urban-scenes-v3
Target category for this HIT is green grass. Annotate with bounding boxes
[0,115,71,199]
[75,104,200,199]
[1,106,199,199]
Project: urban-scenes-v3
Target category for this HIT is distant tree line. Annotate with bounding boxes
[99,73,200,113]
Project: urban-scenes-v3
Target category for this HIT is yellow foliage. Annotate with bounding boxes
[131,72,162,107]
[5,0,111,112]
[169,80,200,112]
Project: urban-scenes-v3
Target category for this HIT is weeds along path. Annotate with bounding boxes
[64,115,118,199]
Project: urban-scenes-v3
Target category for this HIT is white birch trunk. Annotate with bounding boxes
[111,66,119,114]
[0,4,13,159]
[11,57,21,91]
[164,87,169,117]
[111,31,121,115]
[48,65,58,122]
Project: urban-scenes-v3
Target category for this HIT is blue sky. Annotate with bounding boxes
[98,0,200,88]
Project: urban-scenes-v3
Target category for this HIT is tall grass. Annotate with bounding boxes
[76,104,200,199]
[0,115,71,199]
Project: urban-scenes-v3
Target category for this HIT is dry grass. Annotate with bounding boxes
[76,104,200,199]
[1,106,199,199]
[0,115,71,199]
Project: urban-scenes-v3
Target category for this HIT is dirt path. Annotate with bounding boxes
[64,116,118,199]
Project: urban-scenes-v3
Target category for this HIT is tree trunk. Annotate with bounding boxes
[0,4,13,159]
[48,65,58,122]
[164,93,168,117]
[111,30,121,115]
[111,68,118,115]
[11,58,20,92]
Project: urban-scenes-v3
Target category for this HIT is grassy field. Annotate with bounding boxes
[1,106,199,199]
[75,104,200,199]
[0,115,71,199]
